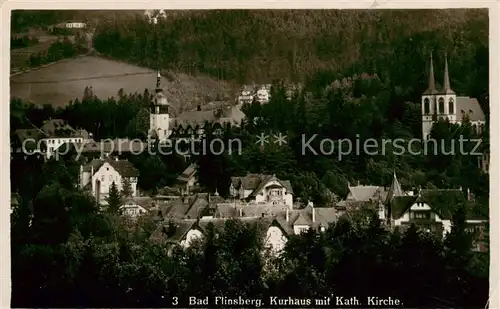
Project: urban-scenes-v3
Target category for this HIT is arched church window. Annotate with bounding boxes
[448,98,454,114]
[424,98,430,114]
[438,97,445,114]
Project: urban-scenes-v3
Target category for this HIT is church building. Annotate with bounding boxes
[421,53,485,140]
[148,72,246,142]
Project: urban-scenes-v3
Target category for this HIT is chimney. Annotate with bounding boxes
[312,204,316,223]
[286,208,290,222]
[357,180,360,186]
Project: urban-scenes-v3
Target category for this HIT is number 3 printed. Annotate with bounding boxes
[172,297,178,306]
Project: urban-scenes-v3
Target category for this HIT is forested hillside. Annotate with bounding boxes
[92,9,488,108]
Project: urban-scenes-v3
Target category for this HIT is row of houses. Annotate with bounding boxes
[236,83,303,105]
[71,154,487,255]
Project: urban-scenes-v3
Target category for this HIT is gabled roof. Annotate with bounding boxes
[231,174,294,196]
[40,119,83,138]
[122,197,157,211]
[390,189,467,220]
[177,164,197,183]
[347,185,382,202]
[82,158,139,177]
[385,172,406,204]
[456,97,485,122]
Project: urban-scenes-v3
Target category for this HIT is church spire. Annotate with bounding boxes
[424,52,437,95]
[443,53,455,94]
[155,70,162,93]
[385,170,405,204]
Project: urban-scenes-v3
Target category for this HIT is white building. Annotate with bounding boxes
[148,73,245,142]
[421,53,486,140]
[388,188,487,242]
[65,22,86,29]
[80,157,139,205]
[148,71,171,142]
[120,197,157,218]
[144,9,167,24]
[230,174,294,208]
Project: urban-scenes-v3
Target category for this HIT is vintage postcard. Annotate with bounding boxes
[4,5,497,308]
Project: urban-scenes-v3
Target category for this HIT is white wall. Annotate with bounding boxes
[293,225,310,235]
[181,229,204,248]
[265,226,287,254]
[393,202,452,238]
[91,162,138,203]
[120,204,147,218]
[253,181,293,207]
[43,137,84,158]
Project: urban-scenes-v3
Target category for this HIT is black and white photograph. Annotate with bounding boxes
[7,7,493,308]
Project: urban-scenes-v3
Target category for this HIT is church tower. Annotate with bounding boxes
[436,53,457,123]
[149,71,170,141]
[421,53,438,140]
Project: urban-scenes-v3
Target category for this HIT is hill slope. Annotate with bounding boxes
[10,55,234,111]
[92,9,488,99]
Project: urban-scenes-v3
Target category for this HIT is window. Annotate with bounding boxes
[424,98,430,114]
[101,175,104,181]
[413,212,430,220]
[438,97,445,114]
[448,98,454,114]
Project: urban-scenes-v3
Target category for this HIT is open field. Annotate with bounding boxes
[10,55,236,111]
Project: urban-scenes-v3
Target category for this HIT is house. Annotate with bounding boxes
[120,197,157,218]
[79,157,139,204]
[150,202,338,255]
[255,86,271,104]
[237,85,256,105]
[144,9,167,24]
[175,164,198,195]
[421,53,486,140]
[12,119,92,158]
[230,174,294,207]
[62,138,148,160]
[65,22,86,29]
[388,188,488,241]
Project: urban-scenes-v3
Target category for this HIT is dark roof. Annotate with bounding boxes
[170,105,245,128]
[82,158,139,177]
[390,189,467,220]
[456,96,485,122]
[231,174,294,196]
[40,119,83,138]
[385,172,406,203]
[122,197,157,211]
[177,164,197,183]
[347,185,383,201]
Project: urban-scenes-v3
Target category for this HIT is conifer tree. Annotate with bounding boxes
[106,181,122,214]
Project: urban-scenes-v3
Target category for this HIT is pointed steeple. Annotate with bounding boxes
[424,52,437,95]
[443,53,455,94]
[155,70,162,93]
[385,171,405,204]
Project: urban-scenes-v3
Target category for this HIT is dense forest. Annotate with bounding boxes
[10,9,490,308]
[91,10,488,110]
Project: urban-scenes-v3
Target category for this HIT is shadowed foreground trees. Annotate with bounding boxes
[11,162,489,308]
